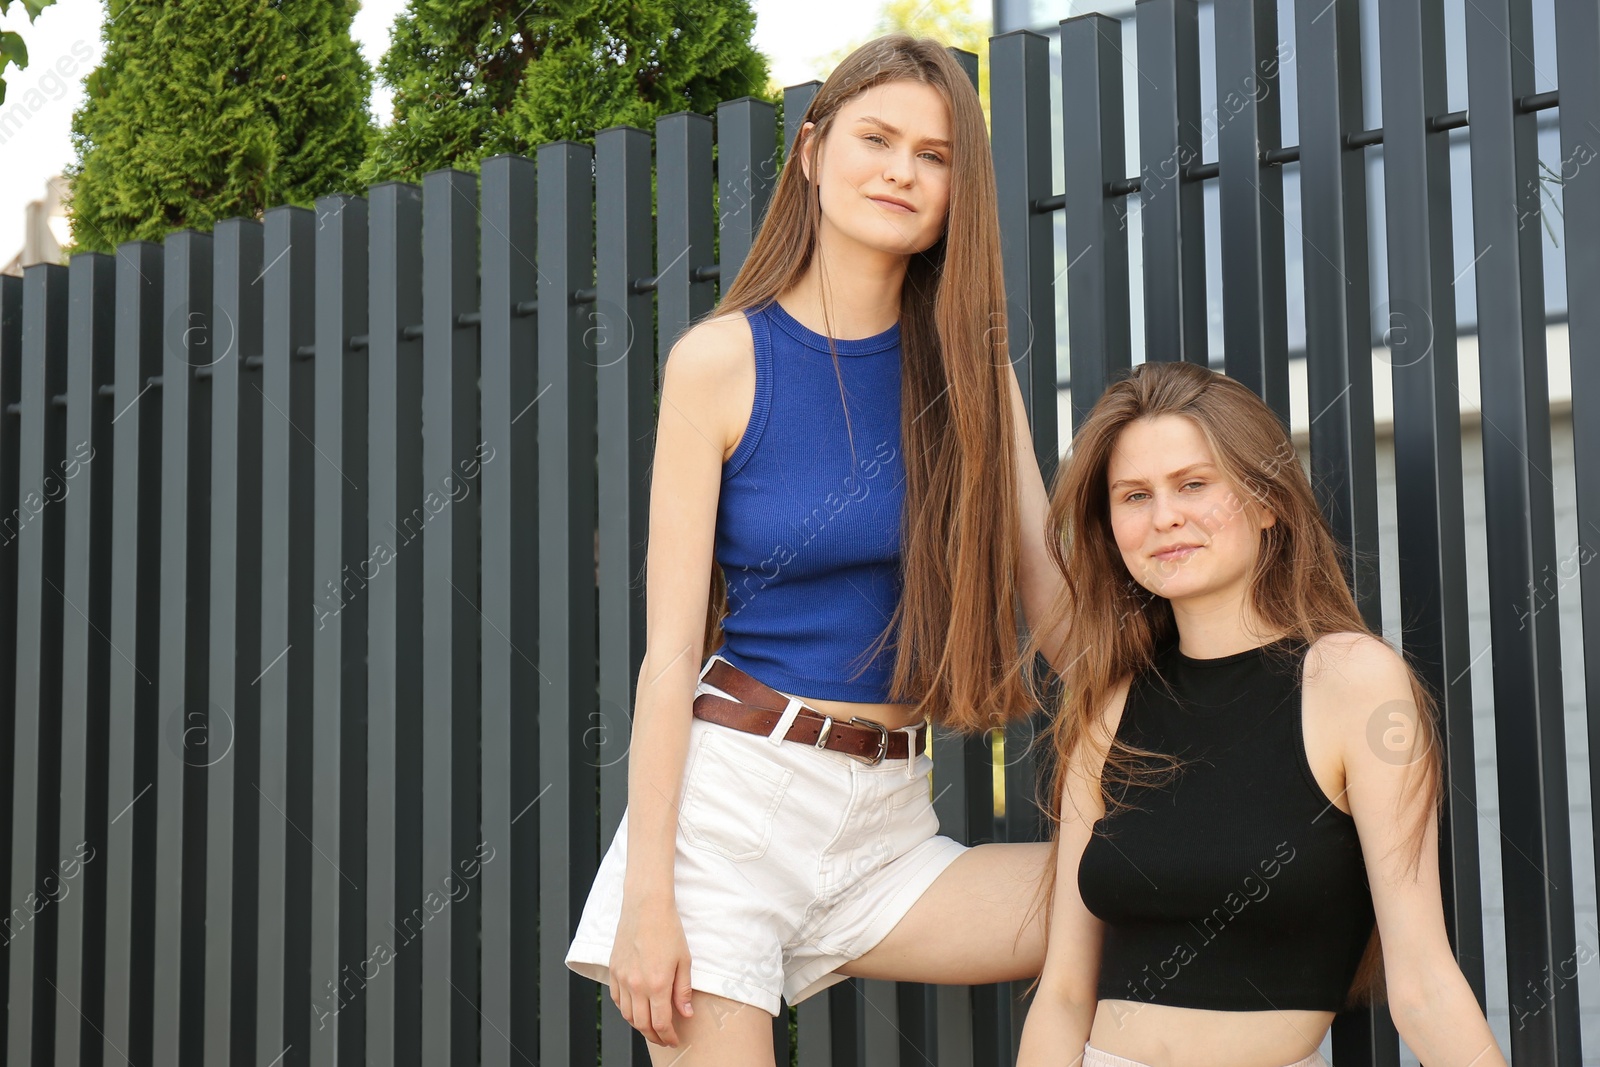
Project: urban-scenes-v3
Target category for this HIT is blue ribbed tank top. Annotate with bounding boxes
[713,298,906,703]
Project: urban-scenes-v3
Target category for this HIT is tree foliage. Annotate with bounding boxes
[360,0,771,184]
[66,0,371,252]
[815,0,991,124]
[0,0,57,106]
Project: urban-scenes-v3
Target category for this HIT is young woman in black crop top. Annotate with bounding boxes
[1016,362,1505,1067]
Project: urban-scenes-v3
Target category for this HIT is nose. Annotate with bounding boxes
[1150,488,1185,531]
[883,147,914,188]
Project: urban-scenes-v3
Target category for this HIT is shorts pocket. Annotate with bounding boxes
[679,728,795,863]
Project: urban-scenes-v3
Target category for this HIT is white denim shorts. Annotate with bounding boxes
[566,654,969,1015]
[1083,1042,1328,1067]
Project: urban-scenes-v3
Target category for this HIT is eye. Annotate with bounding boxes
[1181,480,1205,491]
[864,133,888,146]
[920,151,946,164]
[1122,490,1149,503]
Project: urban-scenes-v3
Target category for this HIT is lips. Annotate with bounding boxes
[1151,543,1202,563]
[869,195,915,213]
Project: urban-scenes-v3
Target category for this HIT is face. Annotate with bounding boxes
[1105,415,1276,607]
[799,78,953,257]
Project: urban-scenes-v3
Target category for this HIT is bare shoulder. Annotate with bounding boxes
[1060,677,1133,825]
[1302,631,1413,708]
[1077,678,1134,779]
[662,309,757,463]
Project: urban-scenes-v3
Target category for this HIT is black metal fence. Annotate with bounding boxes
[0,0,1593,1064]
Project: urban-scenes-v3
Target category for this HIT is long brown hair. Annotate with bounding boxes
[1029,360,1443,1007]
[702,35,1032,733]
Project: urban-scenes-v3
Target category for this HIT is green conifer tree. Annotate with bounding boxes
[361,0,770,184]
[65,0,372,252]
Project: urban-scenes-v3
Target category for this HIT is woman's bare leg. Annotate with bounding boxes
[643,990,778,1067]
[836,841,1051,984]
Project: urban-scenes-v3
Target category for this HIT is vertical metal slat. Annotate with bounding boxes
[152,232,213,1067]
[1214,0,1290,421]
[718,98,778,292]
[256,207,317,1067]
[419,168,483,1067]
[479,152,540,1067]
[595,125,656,1067]
[1136,0,1208,363]
[101,242,163,1067]
[203,216,265,1067]
[310,193,371,1067]
[364,181,426,1067]
[7,262,70,1066]
[656,113,717,359]
[1465,0,1580,1059]
[1061,12,1133,429]
[1376,0,1486,1017]
[53,251,116,1067]
[538,140,601,1067]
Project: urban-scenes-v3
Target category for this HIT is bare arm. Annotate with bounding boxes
[1003,358,1070,674]
[1016,682,1129,1066]
[610,314,753,1047]
[1316,635,1508,1067]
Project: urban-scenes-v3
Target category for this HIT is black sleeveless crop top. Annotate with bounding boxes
[1076,639,1375,1012]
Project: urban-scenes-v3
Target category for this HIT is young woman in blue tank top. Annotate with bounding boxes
[1016,362,1506,1066]
[564,36,1069,1063]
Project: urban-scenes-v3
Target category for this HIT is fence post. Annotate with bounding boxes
[538,138,601,1067]
[418,168,483,1066]
[656,113,716,358]
[1552,0,1600,963]
[6,261,69,1067]
[101,240,164,1067]
[1061,13,1132,431]
[595,123,656,1067]
[1375,5,1486,1037]
[203,215,265,1066]
[309,193,371,1067]
[1296,0,1381,625]
[151,230,213,1067]
[364,181,426,1067]
[479,151,541,1067]
[1137,0,1208,363]
[1465,0,1580,1060]
[717,97,778,291]
[257,206,317,1067]
[52,250,116,1065]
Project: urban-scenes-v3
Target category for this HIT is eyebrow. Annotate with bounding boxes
[1108,463,1216,491]
[854,115,953,151]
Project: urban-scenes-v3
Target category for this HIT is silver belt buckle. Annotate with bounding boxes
[845,717,890,765]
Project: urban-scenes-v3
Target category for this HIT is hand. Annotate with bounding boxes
[609,895,696,1046]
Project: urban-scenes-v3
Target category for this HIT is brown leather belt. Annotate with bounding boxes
[693,659,928,765]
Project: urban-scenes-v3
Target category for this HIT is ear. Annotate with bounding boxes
[1259,505,1277,531]
[799,121,817,183]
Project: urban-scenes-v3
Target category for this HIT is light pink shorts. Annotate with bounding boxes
[1082,1042,1328,1067]
[565,654,968,1015]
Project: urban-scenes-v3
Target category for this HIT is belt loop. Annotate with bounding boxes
[899,725,921,778]
[767,696,805,746]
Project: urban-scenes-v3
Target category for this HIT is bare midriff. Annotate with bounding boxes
[1089,1001,1334,1066]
